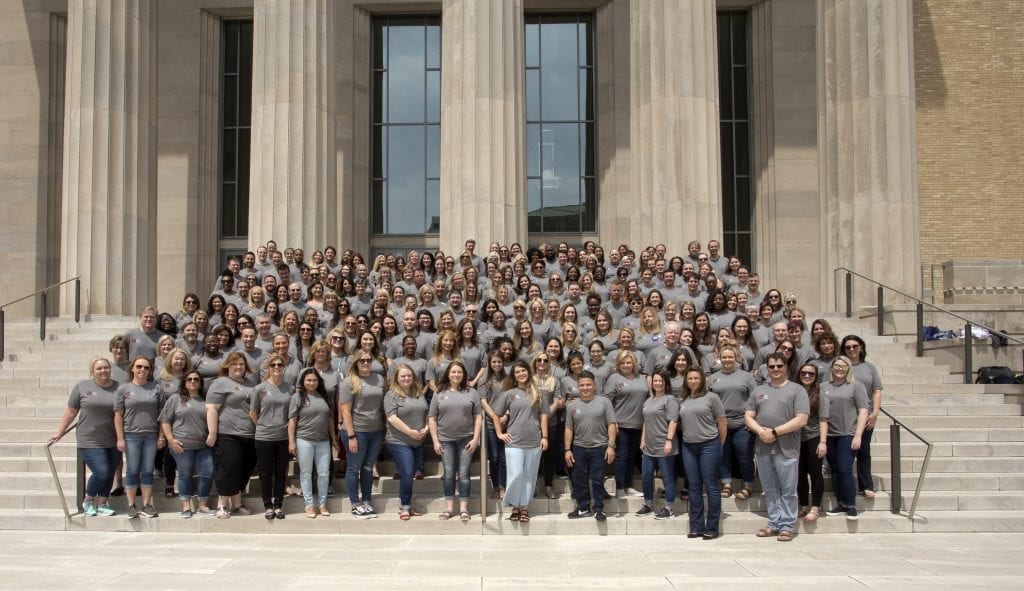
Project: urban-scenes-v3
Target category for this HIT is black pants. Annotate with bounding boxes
[797,438,824,507]
[213,434,257,498]
[254,439,290,509]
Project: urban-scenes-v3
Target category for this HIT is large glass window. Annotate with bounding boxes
[525,14,596,233]
[221,20,253,239]
[718,12,752,264]
[371,16,441,235]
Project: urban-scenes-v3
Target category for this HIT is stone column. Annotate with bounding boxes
[818,0,920,304]
[439,0,526,256]
[249,0,336,253]
[60,0,157,315]
[628,0,722,255]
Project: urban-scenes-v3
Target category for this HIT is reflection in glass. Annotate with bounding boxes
[371,16,441,235]
[525,14,596,234]
[718,12,753,264]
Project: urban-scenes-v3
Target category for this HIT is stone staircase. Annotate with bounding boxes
[0,315,1021,534]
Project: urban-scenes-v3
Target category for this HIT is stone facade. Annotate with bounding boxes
[1,0,1017,318]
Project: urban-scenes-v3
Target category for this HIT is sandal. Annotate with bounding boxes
[804,508,820,522]
[734,488,752,501]
[438,511,452,521]
[275,509,285,519]
[265,509,275,521]
[409,509,423,517]
[216,507,230,519]
[863,489,876,498]
[508,508,521,521]
[756,527,778,537]
[777,531,794,542]
[720,483,732,498]
[460,511,471,522]
[399,510,411,521]
[518,508,530,523]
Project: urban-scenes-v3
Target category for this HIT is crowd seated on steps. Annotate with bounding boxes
[49,238,881,537]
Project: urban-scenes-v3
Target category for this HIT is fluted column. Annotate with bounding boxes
[249,0,336,252]
[818,0,920,303]
[60,0,157,315]
[439,0,526,256]
[629,0,722,254]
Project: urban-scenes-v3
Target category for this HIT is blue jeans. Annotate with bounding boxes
[682,439,723,535]
[571,445,607,513]
[387,442,424,508]
[856,428,875,492]
[123,434,157,488]
[296,437,332,508]
[720,426,755,485]
[614,427,642,490]
[486,428,507,489]
[340,429,384,504]
[755,450,799,533]
[440,437,474,500]
[80,447,121,498]
[504,446,542,507]
[826,435,857,508]
[642,453,677,504]
[172,447,214,501]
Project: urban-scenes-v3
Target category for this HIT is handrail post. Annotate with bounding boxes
[915,303,924,357]
[479,429,487,524]
[77,454,85,513]
[0,308,5,360]
[74,278,81,323]
[876,286,884,336]
[964,323,973,384]
[889,424,901,514]
[39,292,46,342]
[845,272,852,318]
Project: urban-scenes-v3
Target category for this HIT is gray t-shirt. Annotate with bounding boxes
[707,369,758,429]
[387,356,429,386]
[565,395,617,448]
[428,388,482,441]
[338,374,387,433]
[492,388,548,449]
[159,395,208,450]
[207,376,256,438]
[602,373,648,429]
[289,392,333,441]
[250,381,293,441]
[114,382,162,436]
[383,391,429,447]
[644,344,680,375]
[124,327,165,361]
[68,379,119,448]
[679,393,725,444]
[745,381,810,460]
[642,394,680,456]
[821,381,869,437]
[851,362,883,414]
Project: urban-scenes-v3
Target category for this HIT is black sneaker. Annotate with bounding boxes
[826,505,847,515]
[139,504,158,518]
[567,508,592,519]
[362,504,378,519]
[635,505,654,517]
[351,505,371,520]
[846,507,859,521]
[653,507,672,520]
[594,511,607,522]
[126,504,139,519]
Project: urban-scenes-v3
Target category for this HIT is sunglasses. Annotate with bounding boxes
[269,362,285,368]
[798,371,817,378]
[767,364,786,370]
[185,377,202,383]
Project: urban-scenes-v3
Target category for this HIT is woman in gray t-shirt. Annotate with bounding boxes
[339,349,388,519]
[822,356,869,519]
[428,361,482,522]
[159,369,213,518]
[249,353,293,520]
[493,361,549,522]
[206,352,257,519]
[288,367,338,518]
[796,363,829,523]
[50,358,121,517]
[384,364,430,520]
[114,356,164,518]
[678,367,727,539]
[637,370,679,519]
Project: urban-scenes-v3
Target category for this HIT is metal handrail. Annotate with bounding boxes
[45,421,82,519]
[880,407,932,520]
[479,428,488,525]
[833,267,1024,382]
[0,276,82,359]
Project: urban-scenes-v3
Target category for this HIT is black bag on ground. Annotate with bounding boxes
[975,366,1015,384]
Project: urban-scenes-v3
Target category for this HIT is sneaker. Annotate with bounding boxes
[140,504,158,518]
[846,507,859,521]
[195,507,216,516]
[306,506,317,519]
[180,510,193,519]
[362,503,378,518]
[594,511,607,522]
[414,470,425,480]
[635,505,655,517]
[351,505,371,520]
[94,504,115,516]
[627,487,643,497]
[615,489,626,500]
[327,485,336,498]
[826,505,847,515]
[567,508,592,519]
[653,507,673,520]
[82,501,97,517]
[126,504,139,519]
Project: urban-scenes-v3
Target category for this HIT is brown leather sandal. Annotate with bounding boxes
[518,508,530,522]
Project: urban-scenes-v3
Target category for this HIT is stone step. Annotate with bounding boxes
[0,406,66,418]
[874,456,1024,473]
[879,403,1021,416]
[872,472,1024,492]
[885,392,1008,405]
[0,392,76,404]
[875,415,1023,429]
[873,427,1024,443]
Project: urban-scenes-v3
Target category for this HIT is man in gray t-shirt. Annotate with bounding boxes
[744,352,809,538]
[564,373,617,520]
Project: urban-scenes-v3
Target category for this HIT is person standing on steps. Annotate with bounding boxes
[384,364,430,521]
[840,335,883,499]
[290,367,338,518]
[822,356,869,522]
[565,371,618,522]
[160,370,215,518]
[114,356,164,519]
[206,353,257,519]
[492,361,549,523]
[745,352,809,542]
[428,361,483,523]
[250,353,294,520]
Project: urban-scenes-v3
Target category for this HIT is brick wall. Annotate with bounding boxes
[914,0,1024,289]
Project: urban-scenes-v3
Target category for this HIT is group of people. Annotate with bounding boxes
[51,238,883,538]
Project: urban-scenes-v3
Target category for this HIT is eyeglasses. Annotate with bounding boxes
[133,365,151,370]
[785,300,797,305]
[185,377,202,383]
[833,365,849,371]
[330,336,343,341]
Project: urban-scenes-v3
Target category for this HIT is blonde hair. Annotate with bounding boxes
[389,363,423,399]
[159,347,194,380]
[87,357,111,380]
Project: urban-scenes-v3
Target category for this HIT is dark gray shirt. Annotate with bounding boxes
[428,389,482,441]
[251,381,293,441]
[383,391,429,447]
[124,328,165,361]
[565,396,617,448]
[114,382,162,436]
[68,379,119,448]
[492,388,548,449]
[821,381,869,437]
[746,381,810,460]
[679,393,725,444]
[207,376,255,438]
[642,394,680,456]
[159,395,208,450]
[707,369,758,429]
